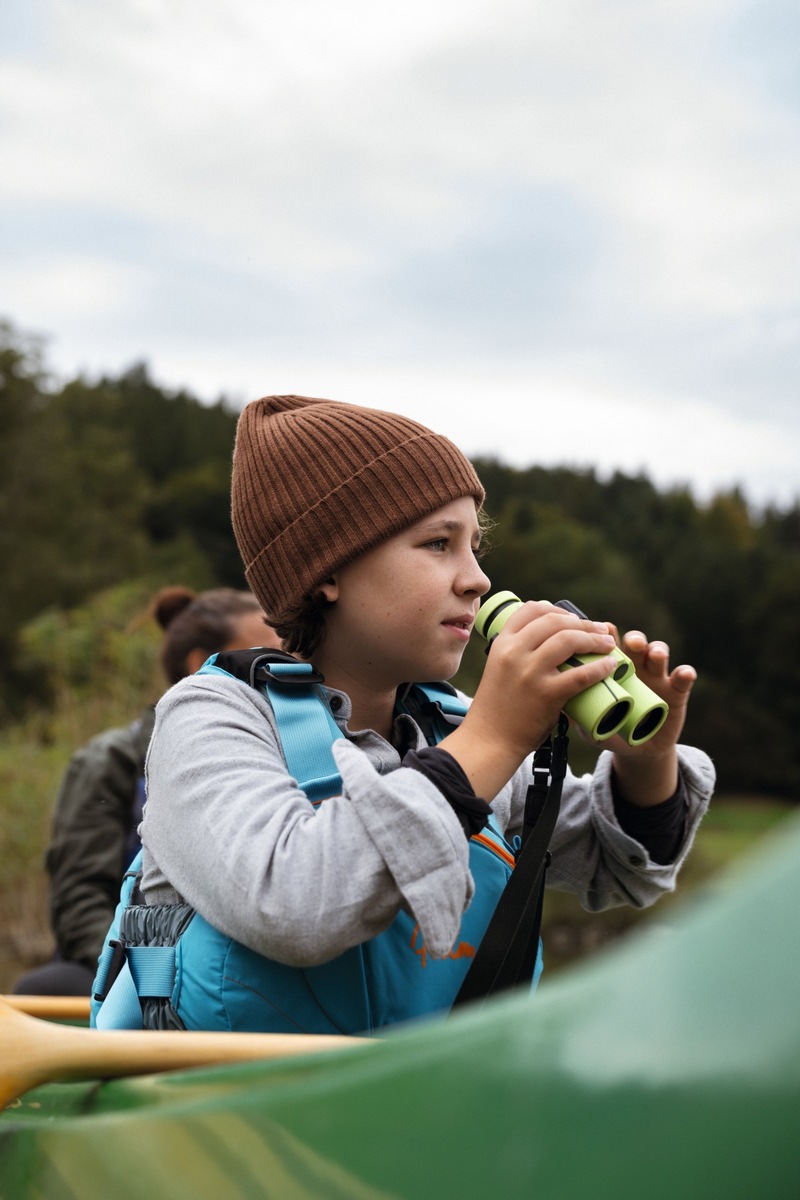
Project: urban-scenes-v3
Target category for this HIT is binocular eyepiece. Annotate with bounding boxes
[475,591,669,746]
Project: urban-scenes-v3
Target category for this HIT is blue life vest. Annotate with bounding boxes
[91,656,541,1034]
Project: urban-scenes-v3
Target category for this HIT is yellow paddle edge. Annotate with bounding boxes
[0,995,371,1110]
[5,994,91,1021]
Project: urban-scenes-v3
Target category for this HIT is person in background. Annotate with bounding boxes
[13,585,277,997]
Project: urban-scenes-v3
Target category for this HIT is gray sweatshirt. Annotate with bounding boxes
[140,673,715,966]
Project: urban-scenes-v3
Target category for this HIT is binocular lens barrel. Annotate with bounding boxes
[474,591,523,641]
[613,670,669,746]
[596,698,632,737]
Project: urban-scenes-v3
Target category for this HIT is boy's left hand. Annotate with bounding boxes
[596,627,697,807]
[608,628,696,760]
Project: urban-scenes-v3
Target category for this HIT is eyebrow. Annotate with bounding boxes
[415,517,481,540]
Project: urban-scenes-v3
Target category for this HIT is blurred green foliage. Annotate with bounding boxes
[455,458,800,797]
[2,317,800,796]
[0,581,169,983]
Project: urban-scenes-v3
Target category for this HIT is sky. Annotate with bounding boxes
[1,0,799,509]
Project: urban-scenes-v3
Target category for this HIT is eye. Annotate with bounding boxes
[425,537,448,551]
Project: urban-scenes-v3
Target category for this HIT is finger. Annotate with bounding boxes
[669,665,697,694]
[644,641,670,673]
[494,612,614,670]
[623,632,671,677]
[505,605,612,645]
[547,630,619,671]
[490,625,620,689]
[557,652,620,700]
[497,599,559,634]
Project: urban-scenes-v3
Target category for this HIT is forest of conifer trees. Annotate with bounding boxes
[2,319,799,796]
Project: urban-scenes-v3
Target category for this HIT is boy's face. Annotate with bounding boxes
[318,496,490,690]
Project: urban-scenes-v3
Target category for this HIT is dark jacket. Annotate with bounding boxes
[45,706,155,970]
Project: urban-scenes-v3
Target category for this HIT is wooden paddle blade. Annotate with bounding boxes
[3,995,91,1022]
[0,997,369,1109]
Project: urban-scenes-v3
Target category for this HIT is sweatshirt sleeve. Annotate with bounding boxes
[534,745,715,910]
[140,674,473,964]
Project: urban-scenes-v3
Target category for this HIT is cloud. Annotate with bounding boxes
[1,0,798,506]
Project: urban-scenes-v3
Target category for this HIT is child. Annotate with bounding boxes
[96,395,714,1034]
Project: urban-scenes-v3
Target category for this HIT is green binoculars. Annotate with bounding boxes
[475,591,669,746]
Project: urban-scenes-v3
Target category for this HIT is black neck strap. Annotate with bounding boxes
[452,713,569,1008]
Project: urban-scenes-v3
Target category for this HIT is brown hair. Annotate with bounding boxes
[151,586,264,685]
[271,592,330,660]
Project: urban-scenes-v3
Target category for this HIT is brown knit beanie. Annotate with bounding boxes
[231,394,485,623]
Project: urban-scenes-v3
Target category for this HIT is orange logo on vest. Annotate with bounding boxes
[410,923,475,969]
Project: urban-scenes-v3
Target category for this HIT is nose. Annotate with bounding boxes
[458,551,491,599]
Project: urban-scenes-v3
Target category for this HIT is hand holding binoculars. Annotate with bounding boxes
[475,591,669,746]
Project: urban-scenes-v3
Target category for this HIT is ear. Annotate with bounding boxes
[318,575,339,604]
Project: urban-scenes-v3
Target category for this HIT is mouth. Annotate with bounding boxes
[441,616,474,639]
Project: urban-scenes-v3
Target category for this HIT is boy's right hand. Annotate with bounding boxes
[440,601,618,801]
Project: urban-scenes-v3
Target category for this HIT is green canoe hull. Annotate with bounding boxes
[2,813,799,1199]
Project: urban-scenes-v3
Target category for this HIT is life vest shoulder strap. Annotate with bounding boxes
[200,649,344,803]
[198,651,469,802]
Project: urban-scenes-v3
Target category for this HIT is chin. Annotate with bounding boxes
[394,644,465,686]
[426,654,464,682]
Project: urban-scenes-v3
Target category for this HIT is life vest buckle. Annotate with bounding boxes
[205,647,325,691]
[93,938,127,1002]
[251,657,326,689]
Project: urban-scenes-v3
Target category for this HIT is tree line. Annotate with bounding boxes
[2,320,799,797]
